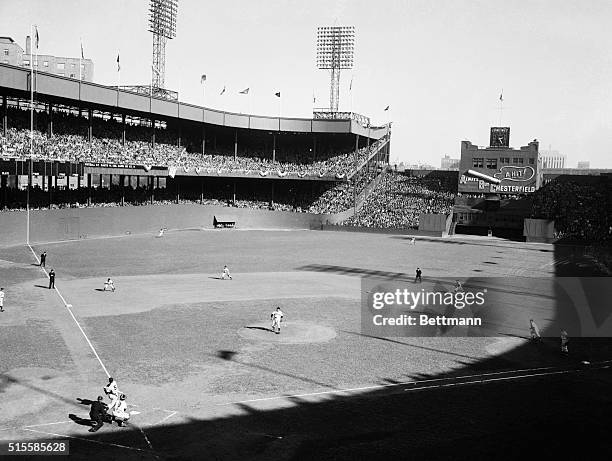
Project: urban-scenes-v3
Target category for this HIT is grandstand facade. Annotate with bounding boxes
[0,63,390,213]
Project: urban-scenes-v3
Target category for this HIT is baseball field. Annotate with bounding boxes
[1,228,611,460]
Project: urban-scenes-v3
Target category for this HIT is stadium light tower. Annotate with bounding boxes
[316,26,354,113]
[149,0,178,93]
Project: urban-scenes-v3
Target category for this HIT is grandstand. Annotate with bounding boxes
[0,62,390,215]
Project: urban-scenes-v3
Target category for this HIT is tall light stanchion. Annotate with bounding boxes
[149,0,178,93]
[316,26,354,113]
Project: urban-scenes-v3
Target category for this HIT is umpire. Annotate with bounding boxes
[48,269,55,289]
[88,396,108,432]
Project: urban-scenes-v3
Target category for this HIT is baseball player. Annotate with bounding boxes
[103,278,116,292]
[410,237,416,245]
[0,287,4,312]
[453,280,463,293]
[108,394,130,427]
[157,228,165,238]
[560,329,569,354]
[529,319,542,342]
[271,306,284,334]
[103,377,120,407]
[221,265,232,280]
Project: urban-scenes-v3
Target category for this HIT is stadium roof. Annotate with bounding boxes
[0,63,387,140]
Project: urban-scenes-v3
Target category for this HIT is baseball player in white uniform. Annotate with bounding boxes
[103,377,120,407]
[0,287,5,312]
[103,278,115,292]
[157,228,165,238]
[108,394,130,427]
[222,265,232,280]
[271,307,284,334]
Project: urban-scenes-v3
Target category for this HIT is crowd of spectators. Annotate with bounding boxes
[342,172,456,229]
[531,179,611,243]
[0,107,387,179]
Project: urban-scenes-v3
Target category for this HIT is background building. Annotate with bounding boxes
[540,149,566,169]
[440,154,459,170]
[0,35,94,82]
[577,161,590,169]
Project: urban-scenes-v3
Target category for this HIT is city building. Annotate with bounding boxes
[539,150,566,169]
[577,161,590,169]
[0,35,94,82]
[440,154,459,170]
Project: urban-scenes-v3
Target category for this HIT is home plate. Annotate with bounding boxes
[130,411,141,415]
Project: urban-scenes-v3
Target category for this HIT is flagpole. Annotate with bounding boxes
[27,24,34,245]
[79,38,82,81]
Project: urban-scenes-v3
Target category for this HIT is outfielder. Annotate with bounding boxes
[271,306,284,334]
[0,287,4,312]
[222,265,232,280]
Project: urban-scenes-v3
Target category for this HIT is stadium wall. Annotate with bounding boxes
[0,205,327,247]
[523,218,556,243]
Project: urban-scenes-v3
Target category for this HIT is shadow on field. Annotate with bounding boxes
[17,245,612,460]
[69,413,94,427]
[244,326,274,333]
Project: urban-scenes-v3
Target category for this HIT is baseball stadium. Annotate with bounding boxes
[1,2,612,460]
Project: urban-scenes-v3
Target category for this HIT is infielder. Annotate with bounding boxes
[0,287,4,312]
[103,278,116,292]
[157,228,165,238]
[222,265,232,280]
[271,307,284,334]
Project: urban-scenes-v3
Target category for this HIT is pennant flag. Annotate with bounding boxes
[116,53,120,72]
[200,74,206,84]
[220,86,226,95]
[499,90,503,102]
[239,88,249,94]
[349,76,353,91]
[275,91,281,98]
[313,93,316,103]
[384,105,389,111]
[34,26,39,49]
[80,41,84,59]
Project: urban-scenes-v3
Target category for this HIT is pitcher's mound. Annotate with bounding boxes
[239,320,336,344]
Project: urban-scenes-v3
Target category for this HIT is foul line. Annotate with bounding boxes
[218,362,611,406]
[27,244,110,378]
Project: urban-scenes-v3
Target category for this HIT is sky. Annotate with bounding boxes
[1,0,611,168]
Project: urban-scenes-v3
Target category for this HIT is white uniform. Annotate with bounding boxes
[109,399,130,422]
[530,321,541,340]
[157,228,164,237]
[104,380,119,405]
[271,309,284,333]
[222,267,232,280]
[0,290,4,310]
[104,279,115,292]
[560,330,569,353]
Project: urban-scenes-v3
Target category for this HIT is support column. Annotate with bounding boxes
[312,135,317,161]
[87,174,91,206]
[270,181,275,208]
[87,109,93,143]
[177,125,181,148]
[121,114,126,147]
[120,174,125,206]
[234,129,238,160]
[2,95,7,137]
[272,133,276,163]
[233,180,236,205]
[150,176,154,204]
[151,118,156,148]
[201,125,206,155]
[47,102,53,138]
